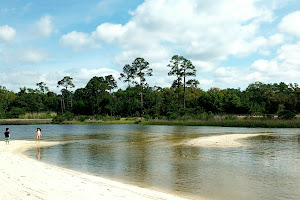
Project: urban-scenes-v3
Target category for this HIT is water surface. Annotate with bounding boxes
[4,124,300,200]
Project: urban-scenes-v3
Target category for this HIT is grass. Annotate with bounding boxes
[19,112,57,119]
[58,120,136,125]
[141,119,300,128]
[0,119,52,125]
[3,114,300,128]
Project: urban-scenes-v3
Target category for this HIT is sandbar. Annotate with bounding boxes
[0,140,193,200]
[185,133,265,147]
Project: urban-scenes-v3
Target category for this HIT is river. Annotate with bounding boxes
[3,124,300,200]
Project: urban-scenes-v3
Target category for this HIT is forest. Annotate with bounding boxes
[1,56,299,121]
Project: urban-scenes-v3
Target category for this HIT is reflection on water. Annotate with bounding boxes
[36,147,41,160]
[20,125,300,200]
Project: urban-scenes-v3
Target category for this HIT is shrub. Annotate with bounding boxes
[224,115,238,120]
[9,107,26,118]
[78,115,89,122]
[263,114,274,119]
[64,111,75,121]
[52,114,66,123]
[167,112,178,120]
[142,114,151,121]
[278,110,296,120]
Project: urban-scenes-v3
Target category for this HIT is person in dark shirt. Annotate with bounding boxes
[4,128,10,145]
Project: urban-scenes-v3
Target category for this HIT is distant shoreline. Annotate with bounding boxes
[0,119,52,125]
[2,118,300,128]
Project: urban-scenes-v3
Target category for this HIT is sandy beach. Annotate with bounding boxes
[0,140,191,200]
[185,133,265,147]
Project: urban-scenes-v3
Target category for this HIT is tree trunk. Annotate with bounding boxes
[177,77,180,111]
[183,74,186,110]
[60,97,64,113]
[140,91,143,117]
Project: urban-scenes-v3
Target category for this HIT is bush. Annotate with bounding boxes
[224,115,238,120]
[167,112,178,120]
[64,111,75,121]
[278,110,296,120]
[142,114,151,121]
[77,115,89,122]
[96,115,121,121]
[263,114,274,119]
[9,107,26,118]
[53,114,66,123]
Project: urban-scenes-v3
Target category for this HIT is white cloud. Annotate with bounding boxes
[75,68,119,82]
[268,34,285,46]
[0,25,16,43]
[279,11,300,37]
[209,40,300,89]
[92,23,125,43]
[59,0,293,89]
[1,48,48,65]
[64,0,276,63]
[35,15,56,37]
[59,31,98,51]
[277,41,300,69]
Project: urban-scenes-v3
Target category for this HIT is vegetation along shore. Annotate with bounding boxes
[1,56,300,128]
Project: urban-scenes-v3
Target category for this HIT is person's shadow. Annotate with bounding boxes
[36,147,41,160]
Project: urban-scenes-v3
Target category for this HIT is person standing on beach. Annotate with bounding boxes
[4,128,10,145]
[36,127,42,143]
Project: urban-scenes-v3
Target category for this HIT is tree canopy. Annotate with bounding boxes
[0,56,299,119]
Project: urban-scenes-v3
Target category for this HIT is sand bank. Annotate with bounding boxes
[0,140,192,200]
[186,133,265,147]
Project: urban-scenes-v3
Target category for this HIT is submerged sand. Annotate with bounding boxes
[0,140,191,200]
[0,133,265,200]
[185,133,265,147]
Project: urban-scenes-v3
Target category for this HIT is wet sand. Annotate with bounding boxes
[185,133,264,147]
[0,140,192,200]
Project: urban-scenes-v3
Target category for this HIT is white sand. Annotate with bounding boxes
[185,133,264,147]
[0,140,194,200]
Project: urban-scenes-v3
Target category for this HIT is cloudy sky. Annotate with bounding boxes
[0,0,300,92]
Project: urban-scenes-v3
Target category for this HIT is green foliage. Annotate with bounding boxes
[167,112,178,120]
[19,112,57,119]
[2,66,300,123]
[52,114,67,123]
[278,110,296,120]
[96,115,121,121]
[142,114,151,120]
[8,107,26,118]
[263,114,274,119]
[77,115,89,122]
[64,111,75,121]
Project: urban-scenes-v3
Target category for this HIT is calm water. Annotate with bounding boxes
[3,124,300,200]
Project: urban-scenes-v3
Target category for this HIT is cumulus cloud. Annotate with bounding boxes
[209,40,300,89]
[63,0,276,63]
[92,23,125,43]
[59,31,99,51]
[60,0,294,89]
[0,25,16,43]
[35,15,56,37]
[1,48,48,65]
[279,11,300,37]
[277,41,300,69]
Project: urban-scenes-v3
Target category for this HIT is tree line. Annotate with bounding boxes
[1,56,300,119]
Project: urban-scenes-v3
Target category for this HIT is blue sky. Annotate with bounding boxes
[0,0,300,92]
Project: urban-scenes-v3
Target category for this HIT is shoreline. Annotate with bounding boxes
[3,118,300,128]
[0,140,193,200]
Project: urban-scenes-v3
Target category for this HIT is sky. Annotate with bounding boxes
[0,0,300,92]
